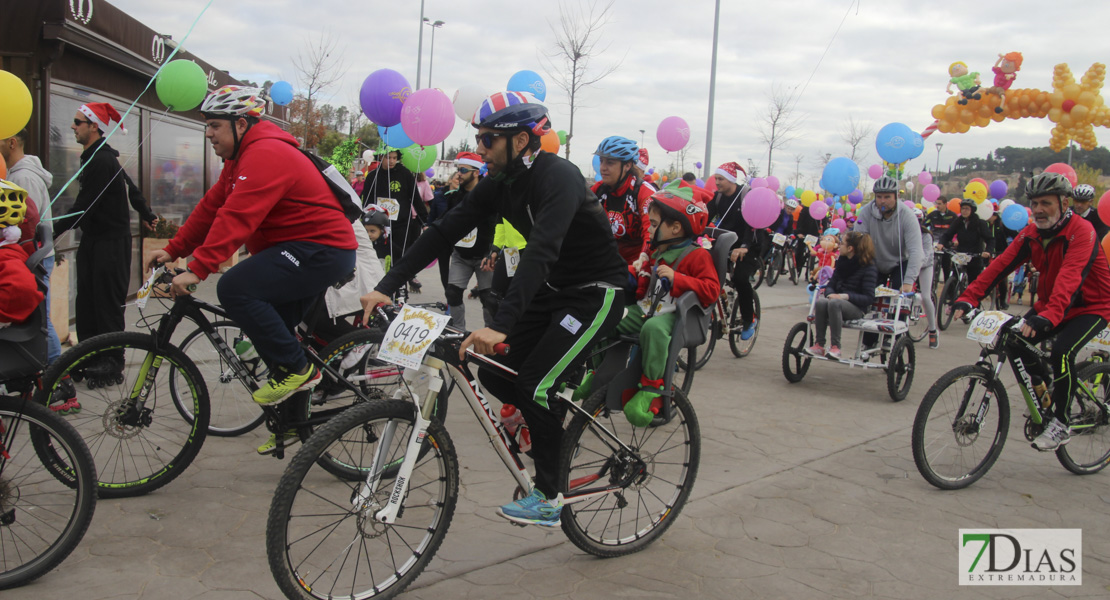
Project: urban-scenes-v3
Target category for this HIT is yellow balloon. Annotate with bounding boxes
[915,203,922,209]
[800,190,816,206]
[0,70,33,139]
[964,181,988,203]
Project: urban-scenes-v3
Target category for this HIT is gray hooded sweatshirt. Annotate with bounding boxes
[854,200,922,285]
[8,154,55,256]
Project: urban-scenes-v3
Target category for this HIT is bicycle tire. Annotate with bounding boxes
[787,251,799,285]
[906,295,930,343]
[766,251,782,287]
[911,365,1010,490]
[267,400,458,600]
[175,321,266,437]
[728,291,760,358]
[558,383,700,557]
[39,332,209,498]
[750,258,765,290]
[781,322,811,382]
[886,336,915,402]
[0,397,97,589]
[1056,362,1110,475]
[937,278,959,331]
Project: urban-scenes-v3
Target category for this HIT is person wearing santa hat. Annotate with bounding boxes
[632,148,657,194]
[54,102,157,380]
[442,151,498,329]
[707,161,759,340]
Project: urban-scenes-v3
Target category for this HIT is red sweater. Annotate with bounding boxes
[591,176,655,265]
[164,121,357,279]
[634,243,720,308]
[0,244,43,324]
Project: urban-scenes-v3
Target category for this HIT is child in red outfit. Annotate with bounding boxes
[616,185,719,426]
[0,180,44,327]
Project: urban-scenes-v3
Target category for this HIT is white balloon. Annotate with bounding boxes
[999,198,1015,211]
[452,85,489,123]
[905,181,915,191]
[976,199,994,220]
[362,149,375,162]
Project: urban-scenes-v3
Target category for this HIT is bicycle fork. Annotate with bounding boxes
[116,351,162,427]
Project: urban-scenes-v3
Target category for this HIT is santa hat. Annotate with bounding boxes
[79,102,127,135]
[636,148,650,172]
[715,162,746,184]
[455,152,483,169]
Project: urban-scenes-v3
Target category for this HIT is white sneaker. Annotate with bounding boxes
[1031,418,1071,451]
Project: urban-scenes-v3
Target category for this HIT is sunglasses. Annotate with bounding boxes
[457,167,477,174]
[73,118,94,127]
[475,132,510,148]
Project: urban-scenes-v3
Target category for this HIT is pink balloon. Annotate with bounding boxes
[400,88,455,146]
[750,177,767,189]
[868,164,883,179]
[809,202,828,220]
[656,116,691,152]
[831,218,847,231]
[922,183,940,202]
[902,200,914,209]
[918,171,933,185]
[741,188,780,229]
[765,176,780,192]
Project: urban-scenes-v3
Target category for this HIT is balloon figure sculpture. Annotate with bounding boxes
[946,61,982,105]
[984,52,1022,113]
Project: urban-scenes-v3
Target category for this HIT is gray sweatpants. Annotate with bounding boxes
[814,296,865,347]
[448,253,494,330]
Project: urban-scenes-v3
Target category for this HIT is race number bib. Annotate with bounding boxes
[804,235,819,247]
[874,286,900,298]
[503,247,521,277]
[456,228,478,248]
[1085,327,1110,352]
[378,197,400,221]
[377,306,452,369]
[134,267,163,309]
[772,233,787,246]
[966,310,1010,345]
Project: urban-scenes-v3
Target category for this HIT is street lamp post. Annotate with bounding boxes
[639,129,645,147]
[704,0,721,180]
[935,143,943,178]
[416,0,425,90]
[423,18,445,88]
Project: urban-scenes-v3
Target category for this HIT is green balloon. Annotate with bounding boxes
[557,130,567,145]
[401,144,437,172]
[156,60,209,111]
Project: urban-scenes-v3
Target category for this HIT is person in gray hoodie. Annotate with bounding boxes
[1,128,60,364]
[853,175,922,292]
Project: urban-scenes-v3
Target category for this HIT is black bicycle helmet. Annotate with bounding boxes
[960,198,976,210]
[1025,172,1073,200]
[873,175,898,194]
[1073,183,1096,202]
[594,136,639,162]
[361,207,390,229]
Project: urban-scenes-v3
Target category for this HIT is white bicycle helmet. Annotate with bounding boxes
[1073,184,1096,202]
[785,198,799,210]
[200,85,267,119]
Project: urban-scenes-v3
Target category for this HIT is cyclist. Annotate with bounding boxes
[924,195,957,279]
[937,198,992,289]
[707,162,758,340]
[146,86,357,428]
[1072,184,1109,241]
[953,172,1110,450]
[591,136,654,267]
[360,92,627,527]
[913,208,940,348]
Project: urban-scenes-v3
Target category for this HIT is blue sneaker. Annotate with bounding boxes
[740,319,758,340]
[496,488,563,527]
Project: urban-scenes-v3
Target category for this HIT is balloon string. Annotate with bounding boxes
[48,0,217,212]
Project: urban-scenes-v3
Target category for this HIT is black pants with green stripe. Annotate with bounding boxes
[478,285,624,498]
[1013,313,1107,424]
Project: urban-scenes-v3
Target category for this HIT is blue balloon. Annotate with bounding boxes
[270,80,294,106]
[592,154,601,175]
[507,69,547,101]
[835,202,843,210]
[784,185,796,198]
[380,125,414,149]
[1002,204,1029,230]
[820,157,860,196]
[875,122,924,164]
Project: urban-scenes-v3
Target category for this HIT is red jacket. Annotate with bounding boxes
[634,243,720,308]
[164,121,357,279]
[959,213,1110,326]
[0,244,43,324]
[592,176,655,265]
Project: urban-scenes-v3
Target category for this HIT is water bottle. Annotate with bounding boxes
[500,404,531,453]
[235,338,258,361]
[1032,376,1051,409]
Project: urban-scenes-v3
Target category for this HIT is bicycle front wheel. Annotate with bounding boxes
[937,278,959,331]
[0,397,97,589]
[559,384,700,557]
[175,321,265,437]
[40,332,209,498]
[906,296,930,343]
[728,290,760,358]
[1056,362,1110,475]
[267,400,458,600]
[912,365,1010,490]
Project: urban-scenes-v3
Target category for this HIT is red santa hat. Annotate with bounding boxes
[715,162,746,184]
[455,152,483,169]
[78,102,127,135]
[636,148,650,172]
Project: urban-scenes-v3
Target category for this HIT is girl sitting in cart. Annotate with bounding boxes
[806,231,878,360]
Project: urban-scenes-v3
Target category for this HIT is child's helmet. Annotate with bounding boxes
[0,180,28,228]
[651,187,708,236]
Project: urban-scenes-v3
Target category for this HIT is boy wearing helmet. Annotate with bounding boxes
[954,172,1110,451]
[1071,184,1108,240]
[937,197,993,285]
[0,180,43,328]
[591,136,654,266]
[618,186,719,426]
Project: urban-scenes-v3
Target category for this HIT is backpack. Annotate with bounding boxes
[299,150,364,223]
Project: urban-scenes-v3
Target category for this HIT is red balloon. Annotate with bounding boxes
[1044,162,1078,188]
[1098,190,1110,228]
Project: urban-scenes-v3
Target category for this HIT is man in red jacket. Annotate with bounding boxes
[954,172,1110,451]
[147,87,357,447]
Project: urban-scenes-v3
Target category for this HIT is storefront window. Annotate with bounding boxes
[149,115,205,225]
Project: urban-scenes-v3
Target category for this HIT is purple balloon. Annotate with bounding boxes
[401,88,456,146]
[695,161,703,169]
[656,116,690,152]
[868,164,883,179]
[989,179,1008,200]
[360,69,412,127]
[741,188,780,229]
[848,189,864,204]
[695,178,705,187]
[425,168,435,177]
[750,177,767,189]
[809,202,828,220]
[765,175,780,192]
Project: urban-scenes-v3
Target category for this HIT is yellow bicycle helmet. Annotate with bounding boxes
[0,179,28,228]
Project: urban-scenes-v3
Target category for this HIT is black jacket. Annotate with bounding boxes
[826,255,879,310]
[1078,207,1110,241]
[939,215,992,254]
[707,185,754,252]
[361,163,427,246]
[54,139,156,240]
[444,186,498,261]
[924,208,956,236]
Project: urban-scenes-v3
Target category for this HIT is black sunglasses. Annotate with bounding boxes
[475,131,511,148]
[73,118,94,127]
[457,167,477,174]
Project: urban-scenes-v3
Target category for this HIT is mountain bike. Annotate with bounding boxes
[912,309,1110,490]
[266,302,701,600]
[936,250,974,331]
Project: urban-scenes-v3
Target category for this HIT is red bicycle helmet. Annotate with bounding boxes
[651,186,708,236]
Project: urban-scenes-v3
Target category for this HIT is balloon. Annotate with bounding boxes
[922,183,940,202]
[656,116,690,152]
[741,188,781,229]
[867,164,883,179]
[1099,191,1110,225]
[988,179,1008,200]
[825,197,835,206]
[947,198,962,214]
[592,154,601,176]
[999,198,1015,211]
[905,181,915,191]
[400,144,437,172]
[1044,162,1078,187]
[662,176,669,182]
[903,200,914,209]
[800,189,816,207]
[379,125,414,149]
[452,84,488,122]
[401,88,455,146]
[360,69,412,127]
[704,175,717,192]
[362,149,375,162]
[425,168,435,177]
[557,130,568,145]
[874,122,924,164]
[695,178,705,187]
[507,69,547,101]
[765,175,780,191]
[831,218,847,231]
[809,202,829,220]
[964,181,988,203]
[792,206,802,220]
[540,130,560,153]
[155,59,208,111]
[269,80,294,106]
[695,161,703,169]
[751,177,766,189]
[1002,204,1029,230]
[976,200,994,220]
[970,177,989,190]
[0,160,5,180]
[784,185,796,198]
[918,171,933,185]
[848,189,863,205]
[820,157,861,197]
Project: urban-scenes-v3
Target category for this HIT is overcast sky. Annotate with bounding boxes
[111,0,1109,187]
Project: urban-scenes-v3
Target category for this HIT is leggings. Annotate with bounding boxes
[1012,314,1107,425]
[918,264,937,332]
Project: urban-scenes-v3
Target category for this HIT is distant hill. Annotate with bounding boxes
[929,146,1109,203]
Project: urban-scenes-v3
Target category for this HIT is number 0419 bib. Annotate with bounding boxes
[377,306,452,369]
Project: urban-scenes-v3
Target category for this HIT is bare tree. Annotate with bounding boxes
[756,83,803,176]
[840,115,873,162]
[541,0,621,160]
[292,32,347,149]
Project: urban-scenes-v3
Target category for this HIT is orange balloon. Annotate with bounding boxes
[947,198,962,214]
[662,176,669,182]
[540,130,560,153]
[0,160,6,180]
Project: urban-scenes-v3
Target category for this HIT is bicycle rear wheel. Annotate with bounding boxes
[937,278,959,331]
[39,332,209,498]
[267,400,458,600]
[728,290,760,358]
[175,321,266,437]
[766,251,782,287]
[0,396,97,589]
[750,258,765,290]
[911,365,1010,490]
[1056,362,1110,475]
[558,384,700,557]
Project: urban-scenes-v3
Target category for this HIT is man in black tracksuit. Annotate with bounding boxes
[939,199,993,283]
[443,152,499,329]
[924,199,957,279]
[707,162,758,336]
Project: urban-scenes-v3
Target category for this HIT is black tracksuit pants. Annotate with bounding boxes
[75,235,131,351]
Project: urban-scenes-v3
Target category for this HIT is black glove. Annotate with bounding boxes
[1025,314,1053,335]
[953,301,974,315]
